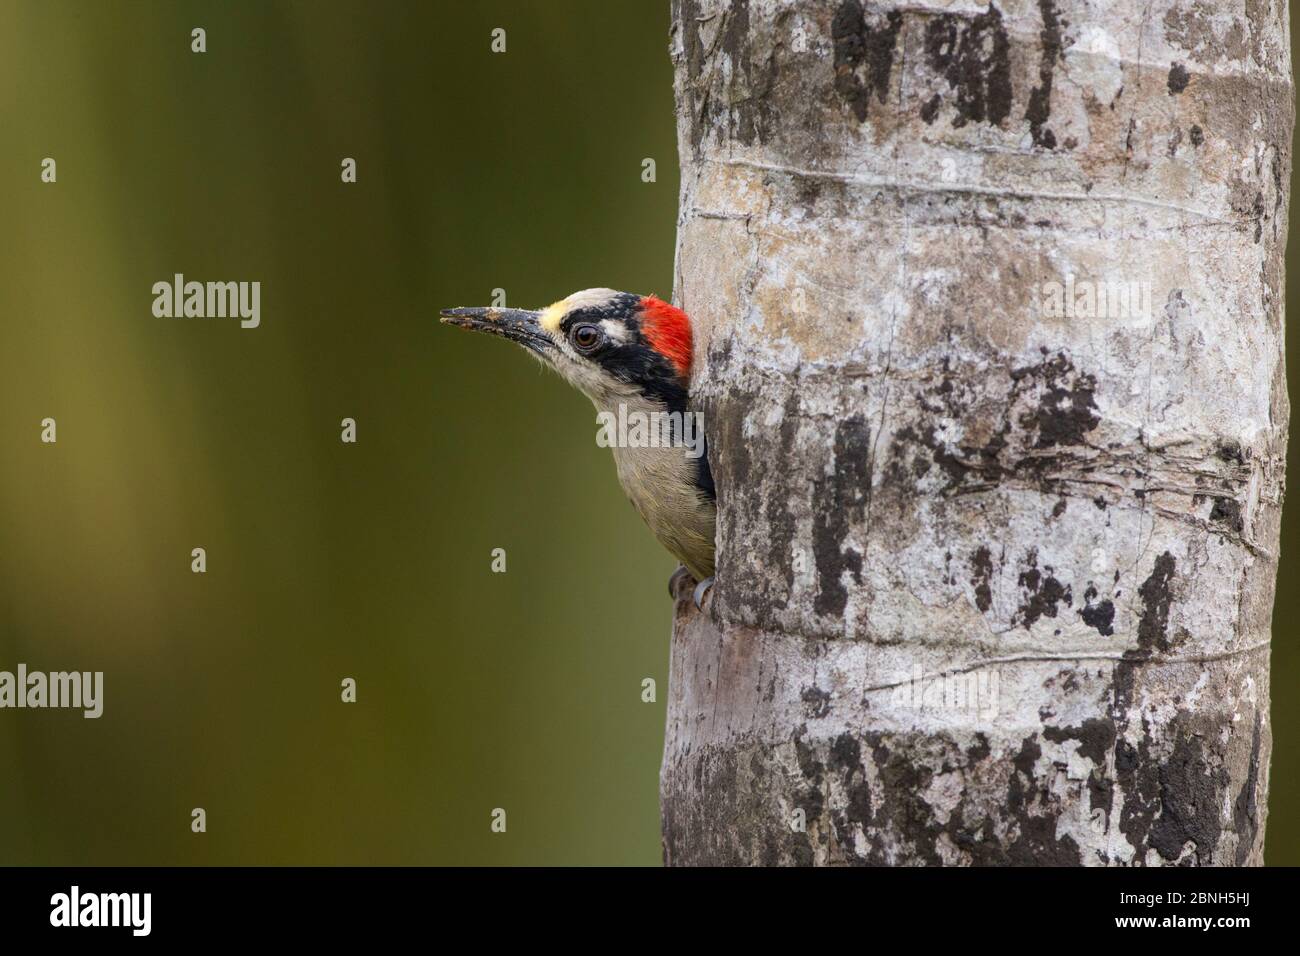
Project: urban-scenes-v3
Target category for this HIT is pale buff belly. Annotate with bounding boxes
[610,441,716,580]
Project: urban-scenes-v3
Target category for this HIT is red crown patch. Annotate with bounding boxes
[638,295,693,378]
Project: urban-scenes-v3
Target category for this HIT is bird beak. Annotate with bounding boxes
[439,307,551,353]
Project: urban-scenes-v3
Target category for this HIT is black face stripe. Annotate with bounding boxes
[599,341,688,411]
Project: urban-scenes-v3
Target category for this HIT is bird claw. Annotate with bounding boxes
[668,565,695,600]
[692,576,715,611]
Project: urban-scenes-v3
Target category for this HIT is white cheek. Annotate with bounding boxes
[550,346,631,403]
[563,362,618,400]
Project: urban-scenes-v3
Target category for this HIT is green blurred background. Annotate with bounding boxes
[0,0,1295,865]
[0,0,678,865]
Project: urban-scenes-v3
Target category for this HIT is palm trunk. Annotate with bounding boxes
[662,0,1291,865]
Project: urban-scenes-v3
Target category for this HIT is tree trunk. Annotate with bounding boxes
[662,0,1291,865]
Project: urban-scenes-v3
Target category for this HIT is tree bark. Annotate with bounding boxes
[662,0,1291,865]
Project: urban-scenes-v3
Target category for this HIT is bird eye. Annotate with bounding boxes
[570,323,602,352]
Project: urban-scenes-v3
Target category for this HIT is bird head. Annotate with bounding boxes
[440,288,694,409]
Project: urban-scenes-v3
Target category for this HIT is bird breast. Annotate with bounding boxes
[606,417,716,581]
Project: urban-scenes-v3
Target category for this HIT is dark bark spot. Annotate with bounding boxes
[1012,735,1040,780]
[812,415,871,616]
[922,4,1012,128]
[801,685,832,719]
[1233,714,1262,864]
[1079,584,1115,636]
[794,725,824,787]
[1013,548,1072,628]
[796,786,825,821]
[1089,772,1114,826]
[894,423,969,487]
[1189,124,1204,146]
[970,545,994,613]
[1000,734,1080,863]
[1008,813,1081,865]
[862,733,942,865]
[831,0,902,122]
[1136,552,1176,654]
[1011,351,1100,449]
[1167,61,1190,94]
[828,734,874,832]
[829,732,861,771]
[1080,599,1115,636]
[765,390,802,603]
[1114,734,1154,851]
[845,779,873,827]
[1025,0,1062,148]
[1209,496,1243,534]
[1044,718,1115,765]
[1149,731,1226,862]
[920,92,942,124]
[1216,439,1245,464]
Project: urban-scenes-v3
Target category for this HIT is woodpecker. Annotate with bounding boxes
[440,289,716,606]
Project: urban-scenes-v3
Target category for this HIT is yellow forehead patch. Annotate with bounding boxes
[538,290,621,333]
[539,301,567,333]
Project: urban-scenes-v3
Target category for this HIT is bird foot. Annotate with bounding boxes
[668,565,696,601]
[692,576,715,611]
